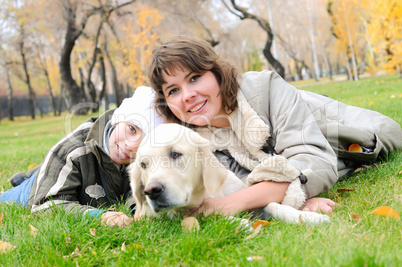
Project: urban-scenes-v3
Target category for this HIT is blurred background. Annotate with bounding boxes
[0,0,400,119]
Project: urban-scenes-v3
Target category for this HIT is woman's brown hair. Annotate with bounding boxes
[147,35,240,123]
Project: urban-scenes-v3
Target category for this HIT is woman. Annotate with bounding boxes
[147,35,402,216]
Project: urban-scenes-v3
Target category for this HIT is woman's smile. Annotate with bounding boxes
[188,100,207,113]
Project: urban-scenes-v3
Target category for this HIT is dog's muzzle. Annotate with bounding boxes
[144,182,165,200]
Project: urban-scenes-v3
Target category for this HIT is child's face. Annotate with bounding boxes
[161,67,228,127]
[109,122,144,165]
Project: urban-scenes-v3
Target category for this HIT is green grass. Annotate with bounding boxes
[1,75,402,266]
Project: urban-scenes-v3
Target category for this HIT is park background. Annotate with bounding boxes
[0,0,401,119]
[0,0,402,266]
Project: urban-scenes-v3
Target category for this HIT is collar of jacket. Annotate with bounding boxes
[195,90,271,171]
[84,109,119,167]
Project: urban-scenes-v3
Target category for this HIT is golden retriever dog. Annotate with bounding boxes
[130,124,330,224]
[129,123,246,219]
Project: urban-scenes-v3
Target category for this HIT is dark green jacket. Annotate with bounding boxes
[27,110,134,214]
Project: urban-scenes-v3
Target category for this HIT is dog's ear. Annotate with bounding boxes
[191,132,228,196]
[128,162,145,219]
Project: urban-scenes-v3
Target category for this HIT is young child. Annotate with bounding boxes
[147,35,402,216]
[0,86,164,227]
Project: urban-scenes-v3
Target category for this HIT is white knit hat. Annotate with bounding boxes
[111,86,165,135]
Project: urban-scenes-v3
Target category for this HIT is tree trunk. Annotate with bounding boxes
[86,19,104,109]
[5,65,14,121]
[344,9,358,81]
[98,52,109,110]
[19,40,35,119]
[225,0,285,78]
[32,91,44,118]
[59,26,88,114]
[58,85,64,116]
[103,40,123,106]
[43,67,57,116]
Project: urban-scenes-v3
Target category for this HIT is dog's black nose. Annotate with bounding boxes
[144,182,164,200]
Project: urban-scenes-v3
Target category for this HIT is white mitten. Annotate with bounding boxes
[264,202,330,225]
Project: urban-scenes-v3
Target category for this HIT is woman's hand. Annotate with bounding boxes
[101,211,133,227]
[302,197,336,214]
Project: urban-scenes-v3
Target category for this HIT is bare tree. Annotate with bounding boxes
[59,0,135,114]
[4,60,14,121]
[222,0,285,78]
[103,37,123,106]
[18,24,43,119]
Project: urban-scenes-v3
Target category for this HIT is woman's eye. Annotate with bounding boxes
[168,88,179,96]
[190,75,201,82]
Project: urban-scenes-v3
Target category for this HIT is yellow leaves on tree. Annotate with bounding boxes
[116,5,162,89]
[329,0,402,76]
[363,0,402,75]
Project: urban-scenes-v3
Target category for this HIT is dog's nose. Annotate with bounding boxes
[144,182,164,200]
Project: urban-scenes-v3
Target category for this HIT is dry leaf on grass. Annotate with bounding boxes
[352,168,362,174]
[89,228,96,236]
[28,164,36,170]
[181,216,200,232]
[121,241,126,251]
[251,219,270,229]
[352,213,360,222]
[0,213,3,226]
[29,223,38,236]
[371,206,400,220]
[246,224,263,239]
[0,186,4,194]
[0,241,16,254]
[246,256,263,261]
[337,188,356,193]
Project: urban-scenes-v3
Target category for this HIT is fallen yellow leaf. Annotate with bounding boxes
[337,187,356,193]
[89,228,96,236]
[251,219,270,229]
[29,224,38,236]
[352,213,360,222]
[247,256,263,261]
[181,216,200,232]
[28,164,36,170]
[121,241,126,251]
[371,206,400,220]
[0,213,3,226]
[0,241,16,254]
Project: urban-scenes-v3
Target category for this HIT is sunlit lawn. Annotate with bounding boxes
[0,75,401,266]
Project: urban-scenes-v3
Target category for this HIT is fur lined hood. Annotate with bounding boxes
[195,90,308,209]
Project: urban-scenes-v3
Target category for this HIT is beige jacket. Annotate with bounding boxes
[196,70,402,209]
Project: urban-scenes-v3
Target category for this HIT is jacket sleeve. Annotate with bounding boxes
[28,122,97,214]
[245,71,339,199]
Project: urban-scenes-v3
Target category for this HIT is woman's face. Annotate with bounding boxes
[161,68,229,127]
[109,122,144,165]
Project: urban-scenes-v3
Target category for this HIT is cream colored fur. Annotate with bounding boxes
[130,124,329,225]
[129,124,246,219]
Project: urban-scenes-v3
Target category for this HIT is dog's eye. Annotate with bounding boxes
[170,151,182,159]
[140,162,147,169]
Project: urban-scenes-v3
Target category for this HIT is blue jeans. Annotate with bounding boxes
[0,172,36,207]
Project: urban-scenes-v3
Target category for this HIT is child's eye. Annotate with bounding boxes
[168,88,179,96]
[128,125,136,133]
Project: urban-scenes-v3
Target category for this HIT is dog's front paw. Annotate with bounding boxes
[264,202,330,225]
